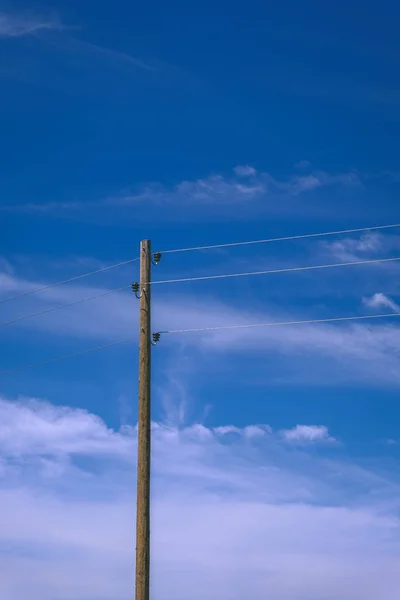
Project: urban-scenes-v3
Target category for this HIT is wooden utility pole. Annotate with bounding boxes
[135,239,151,600]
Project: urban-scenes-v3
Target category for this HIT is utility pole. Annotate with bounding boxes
[135,239,151,600]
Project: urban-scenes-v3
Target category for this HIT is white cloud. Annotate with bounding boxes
[281,425,335,443]
[323,231,400,264]
[0,396,132,457]
[324,232,384,262]
[0,394,399,599]
[213,424,270,437]
[290,174,322,193]
[244,424,271,437]
[0,11,63,37]
[214,425,241,435]
[2,265,400,386]
[363,293,400,312]
[201,317,400,385]
[234,165,257,176]
[117,168,359,206]
[2,166,359,217]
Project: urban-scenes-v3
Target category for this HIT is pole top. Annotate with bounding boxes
[140,240,151,253]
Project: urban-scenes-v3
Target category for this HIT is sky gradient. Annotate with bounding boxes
[1,2,400,599]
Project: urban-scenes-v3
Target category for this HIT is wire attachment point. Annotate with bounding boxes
[151,332,161,346]
[131,282,141,299]
[152,252,162,266]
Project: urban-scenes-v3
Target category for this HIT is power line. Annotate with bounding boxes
[159,223,400,255]
[2,223,399,305]
[3,253,398,325]
[160,312,400,335]
[7,254,397,327]
[0,285,131,328]
[151,256,400,286]
[3,311,400,375]
[0,338,134,375]
[0,257,139,305]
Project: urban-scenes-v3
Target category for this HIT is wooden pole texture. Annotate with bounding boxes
[135,239,151,600]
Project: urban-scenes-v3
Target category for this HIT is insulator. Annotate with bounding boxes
[153,252,162,264]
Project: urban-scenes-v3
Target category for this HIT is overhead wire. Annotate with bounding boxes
[1,223,399,305]
[0,284,132,328]
[160,312,400,335]
[0,257,139,305]
[2,311,400,375]
[150,256,400,286]
[0,338,135,376]
[2,221,400,371]
[3,256,400,328]
[159,223,400,255]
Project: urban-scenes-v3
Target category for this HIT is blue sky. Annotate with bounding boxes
[1,2,400,599]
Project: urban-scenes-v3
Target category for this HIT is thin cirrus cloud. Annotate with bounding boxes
[0,394,399,600]
[90,166,360,205]
[1,166,360,218]
[322,230,400,264]
[363,293,400,312]
[2,267,400,386]
[233,164,257,176]
[0,10,154,74]
[323,232,390,262]
[0,11,64,37]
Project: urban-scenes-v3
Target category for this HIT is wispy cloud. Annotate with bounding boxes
[0,394,399,599]
[363,293,400,312]
[323,231,400,263]
[79,41,155,70]
[197,315,400,386]
[233,164,257,177]
[323,232,385,262]
[295,160,312,171]
[2,266,400,386]
[1,165,360,219]
[45,35,156,72]
[0,11,63,37]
